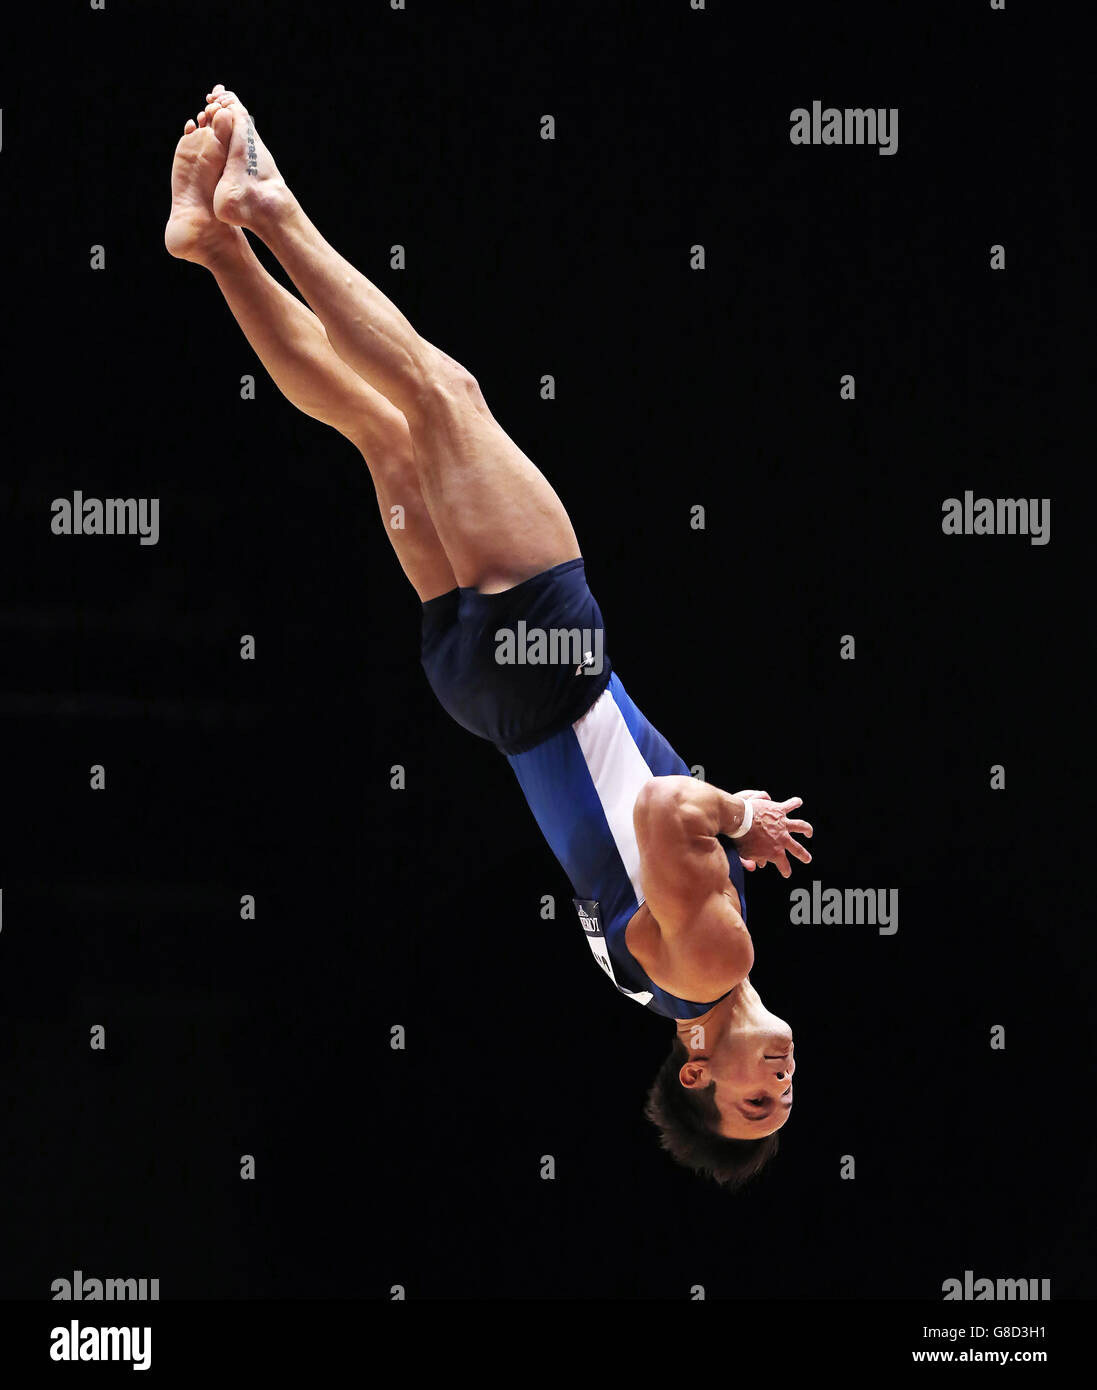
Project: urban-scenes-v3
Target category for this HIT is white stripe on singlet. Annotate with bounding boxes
[572,685,652,909]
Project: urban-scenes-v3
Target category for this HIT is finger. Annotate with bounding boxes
[741,859,756,871]
[777,797,803,812]
[776,850,791,878]
[787,819,813,837]
[785,837,812,865]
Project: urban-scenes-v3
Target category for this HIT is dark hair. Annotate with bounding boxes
[644,1035,779,1190]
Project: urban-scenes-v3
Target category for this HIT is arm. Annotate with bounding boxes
[629,777,813,1000]
[633,776,753,925]
[629,777,755,999]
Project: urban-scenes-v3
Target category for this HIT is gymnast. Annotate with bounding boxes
[165,84,813,1189]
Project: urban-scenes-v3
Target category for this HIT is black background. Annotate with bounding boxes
[1,0,1091,1304]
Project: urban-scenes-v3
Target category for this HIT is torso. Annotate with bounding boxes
[505,670,748,1017]
[625,882,746,1002]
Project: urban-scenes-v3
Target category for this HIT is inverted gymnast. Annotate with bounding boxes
[166,85,814,1189]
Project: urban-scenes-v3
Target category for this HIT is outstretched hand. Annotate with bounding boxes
[732,791,813,879]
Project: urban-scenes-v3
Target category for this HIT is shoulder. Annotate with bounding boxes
[626,892,753,1003]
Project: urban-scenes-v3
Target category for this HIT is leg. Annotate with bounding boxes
[165,108,456,602]
[207,87,581,594]
[210,240,458,603]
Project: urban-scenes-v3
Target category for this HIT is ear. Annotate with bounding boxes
[678,1060,708,1089]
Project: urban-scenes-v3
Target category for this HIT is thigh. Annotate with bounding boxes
[349,414,458,603]
[407,370,581,593]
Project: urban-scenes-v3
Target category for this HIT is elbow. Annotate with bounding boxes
[634,776,694,836]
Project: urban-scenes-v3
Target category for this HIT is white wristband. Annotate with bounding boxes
[729,796,754,840]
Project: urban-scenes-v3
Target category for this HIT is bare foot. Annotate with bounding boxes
[209,89,289,231]
[164,100,243,266]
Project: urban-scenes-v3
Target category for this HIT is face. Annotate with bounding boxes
[678,988,795,1139]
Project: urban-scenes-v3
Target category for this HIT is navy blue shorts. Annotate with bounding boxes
[420,557,614,755]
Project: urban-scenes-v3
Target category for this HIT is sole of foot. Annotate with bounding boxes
[164,108,241,266]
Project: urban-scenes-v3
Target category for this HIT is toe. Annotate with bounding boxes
[208,83,225,98]
[184,118,197,134]
[197,110,209,127]
[212,106,235,144]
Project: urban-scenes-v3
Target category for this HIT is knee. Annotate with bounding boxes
[413,348,485,415]
[344,403,415,478]
[356,425,417,486]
